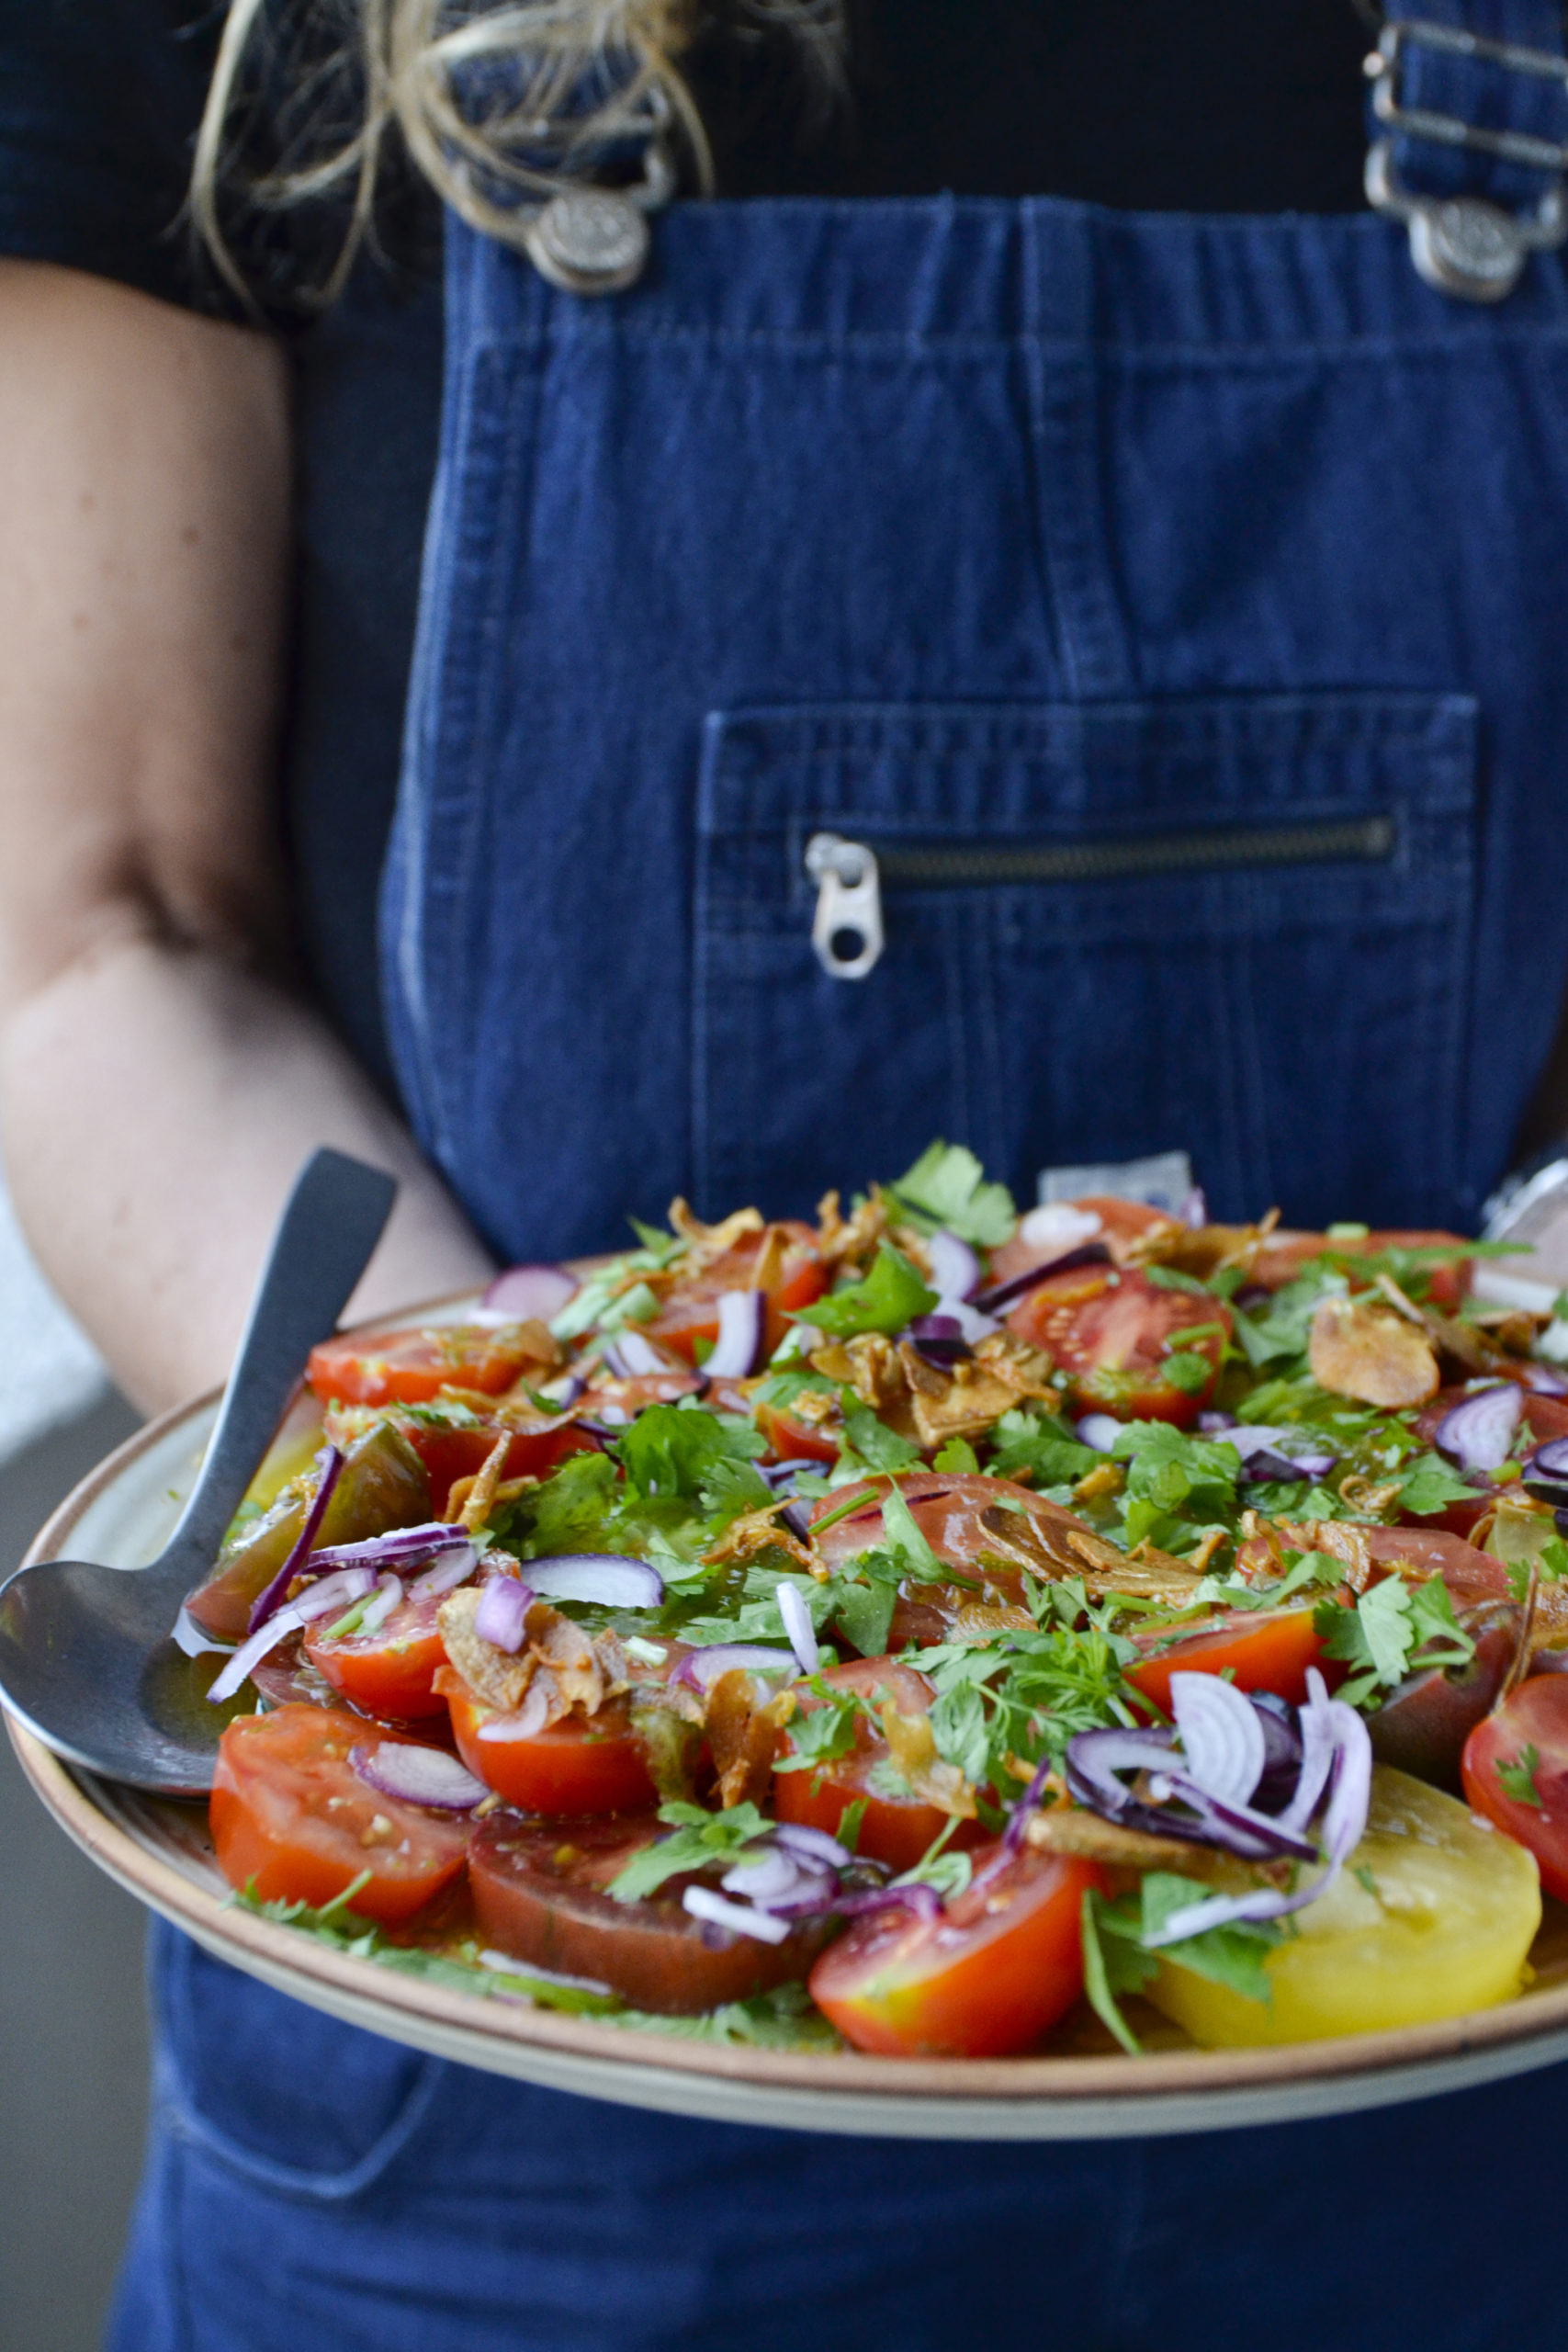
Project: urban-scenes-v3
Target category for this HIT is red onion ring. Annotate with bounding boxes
[481,1262,579,1321]
[349,1740,489,1812]
[246,1443,345,1634]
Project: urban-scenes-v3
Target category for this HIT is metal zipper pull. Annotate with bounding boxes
[805,832,884,979]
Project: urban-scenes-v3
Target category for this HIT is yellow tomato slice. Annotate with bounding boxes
[1147,1766,1540,2048]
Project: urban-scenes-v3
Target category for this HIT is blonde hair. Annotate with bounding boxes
[193,1,845,308]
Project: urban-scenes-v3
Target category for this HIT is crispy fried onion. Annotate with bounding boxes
[703,1500,822,1576]
[667,1197,766,1263]
[807,1329,1055,1451]
[976,1503,1201,1606]
[437,1584,630,1736]
[877,1702,976,1817]
[705,1668,797,1808]
[1123,1208,1280,1280]
[1308,1294,1439,1408]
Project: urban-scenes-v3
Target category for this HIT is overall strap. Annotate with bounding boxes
[1365,0,1568,297]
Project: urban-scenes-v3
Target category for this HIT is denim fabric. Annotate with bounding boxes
[385,186,1568,1261]
[116,6,1568,2340]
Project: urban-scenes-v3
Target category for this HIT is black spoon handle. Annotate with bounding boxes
[156,1150,397,1574]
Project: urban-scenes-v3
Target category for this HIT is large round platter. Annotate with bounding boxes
[12,1361,1568,2139]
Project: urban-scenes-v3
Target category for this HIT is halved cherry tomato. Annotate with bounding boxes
[304,1579,457,1719]
[773,1657,985,1872]
[1463,1674,1568,1901]
[468,1813,830,2011]
[809,1843,1101,2056]
[1251,1228,1472,1307]
[210,1704,469,1924]
[399,1418,602,1517]
[645,1221,828,1364]
[1009,1266,1229,1425]
[1129,1607,1325,1717]
[441,1676,658,1815]
[309,1321,547,1408]
[753,1396,841,1466]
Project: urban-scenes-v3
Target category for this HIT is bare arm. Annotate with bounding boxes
[0,262,494,1415]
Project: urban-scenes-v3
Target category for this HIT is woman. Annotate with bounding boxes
[4,4,1568,2346]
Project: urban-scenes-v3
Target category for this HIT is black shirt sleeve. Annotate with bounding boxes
[0,0,229,310]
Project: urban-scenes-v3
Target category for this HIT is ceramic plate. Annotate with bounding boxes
[12,1373,1568,2140]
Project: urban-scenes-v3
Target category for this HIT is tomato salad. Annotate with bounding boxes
[185,1150,1568,2056]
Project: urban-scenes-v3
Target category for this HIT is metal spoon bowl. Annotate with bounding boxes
[0,1149,396,1794]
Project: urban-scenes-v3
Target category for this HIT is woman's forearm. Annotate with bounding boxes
[0,261,491,1414]
[0,932,494,1414]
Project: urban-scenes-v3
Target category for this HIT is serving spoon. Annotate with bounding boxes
[0,1148,396,1795]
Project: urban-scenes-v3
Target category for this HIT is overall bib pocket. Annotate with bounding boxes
[694,695,1478,1227]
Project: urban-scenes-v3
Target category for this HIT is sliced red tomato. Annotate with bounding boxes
[399,1418,602,1517]
[309,1322,547,1408]
[1009,1265,1229,1425]
[753,1396,841,1465]
[1251,1228,1472,1307]
[773,1657,985,1872]
[209,1704,469,1924]
[1129,1607,1325,1717]
[809,1843,1101,2056]
[303,1578,461,1720]
[468,1813,829,2011]
[441,1675,658,1815]
[1462,1675,1568,1901]
[645,1221,828,1364]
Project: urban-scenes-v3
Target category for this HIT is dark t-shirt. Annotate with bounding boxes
[0,0,1372,1086]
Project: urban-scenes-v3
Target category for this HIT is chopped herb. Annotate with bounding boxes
[606,1800,777,1904]
[888,1142,1017,1249]
[933,1437,980,1475]
[1314,1575,1475,1709]
[807,1243,939,1340]
[1496,1744,1545,1809]
[841,1402,924,1473]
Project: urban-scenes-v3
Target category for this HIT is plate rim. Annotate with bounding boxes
[12,1365,1568,2120]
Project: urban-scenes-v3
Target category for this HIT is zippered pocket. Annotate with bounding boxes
[694,695,1477,1227]
[804,817,1400,979]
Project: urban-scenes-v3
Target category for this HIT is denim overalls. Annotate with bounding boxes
[113,7,1568,2346]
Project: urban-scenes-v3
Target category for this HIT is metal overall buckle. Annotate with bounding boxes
[1364,17,1568,300]
[521,88,677,297]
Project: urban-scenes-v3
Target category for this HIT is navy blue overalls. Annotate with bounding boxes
[112,7,1568,2345]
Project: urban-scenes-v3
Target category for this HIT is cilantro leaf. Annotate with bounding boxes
[808,1243,938,1339]
[606,1800,775,1904]
[510,1451,619,1557]
[1139,1873,1280,2004]
[1314,1575,1474,1708]
[1080,1890,1154,2053]
[1111,1421,1240,1548]
[1390,1452,1480,1518]
[826,1573,897,1659]
[933,1437,980,1475]
[987,1405,1096,1488]
[928,1680,991,1784]
[771,1680,863,1773]
[615,1403,762,1502]
[841,1401,923,1472]
[889,1142,1017,1249]
[1496,1743,1544,1808]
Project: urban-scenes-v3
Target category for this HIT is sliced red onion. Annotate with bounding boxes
[407,1545,479,1600]
[682,1885,792,1945]
[1145,1673,1372,1947]
[776,1581,820,1675]
[772,1821,852,1869]
[927,1229,982,1303]
[349,1740,489,1812]
[778,1499,813,1546]
[1198,1409,1238,1432]
[1064,1726,1318,1862]
[1249,1691,1306,1814]
[1523,1363,1568,1396]
[308,1521,473,1573]
[209,1566,377,1702]
[473,1574,535,1653]
[906,1312,974,1369]
[537,1371,587,1408]
[705,1288,767,1379]
[1017,1203,1103,1252]
[670,1643,797,1692]
[1004,1753,1055,1853]
[1224,1425,1338,1481]
[602,1329,670,1379]
[1434,1382,1525,1475]
[1179,1186,1208,1229]
[972,1239,1111,1316]
[1076,1412,1122,1453]
[481,1262,579,1321]
[720,1848,807,1905]
[479,1680,552,1741]
[525,1554,663,1609]
[831,1881,942,1924]
[1169,1671,1266,1808]
[246,1443,345,1634]
[1529,1435,1568,1479]
[354,1573,404,1639]
[760,1458,822,1491]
